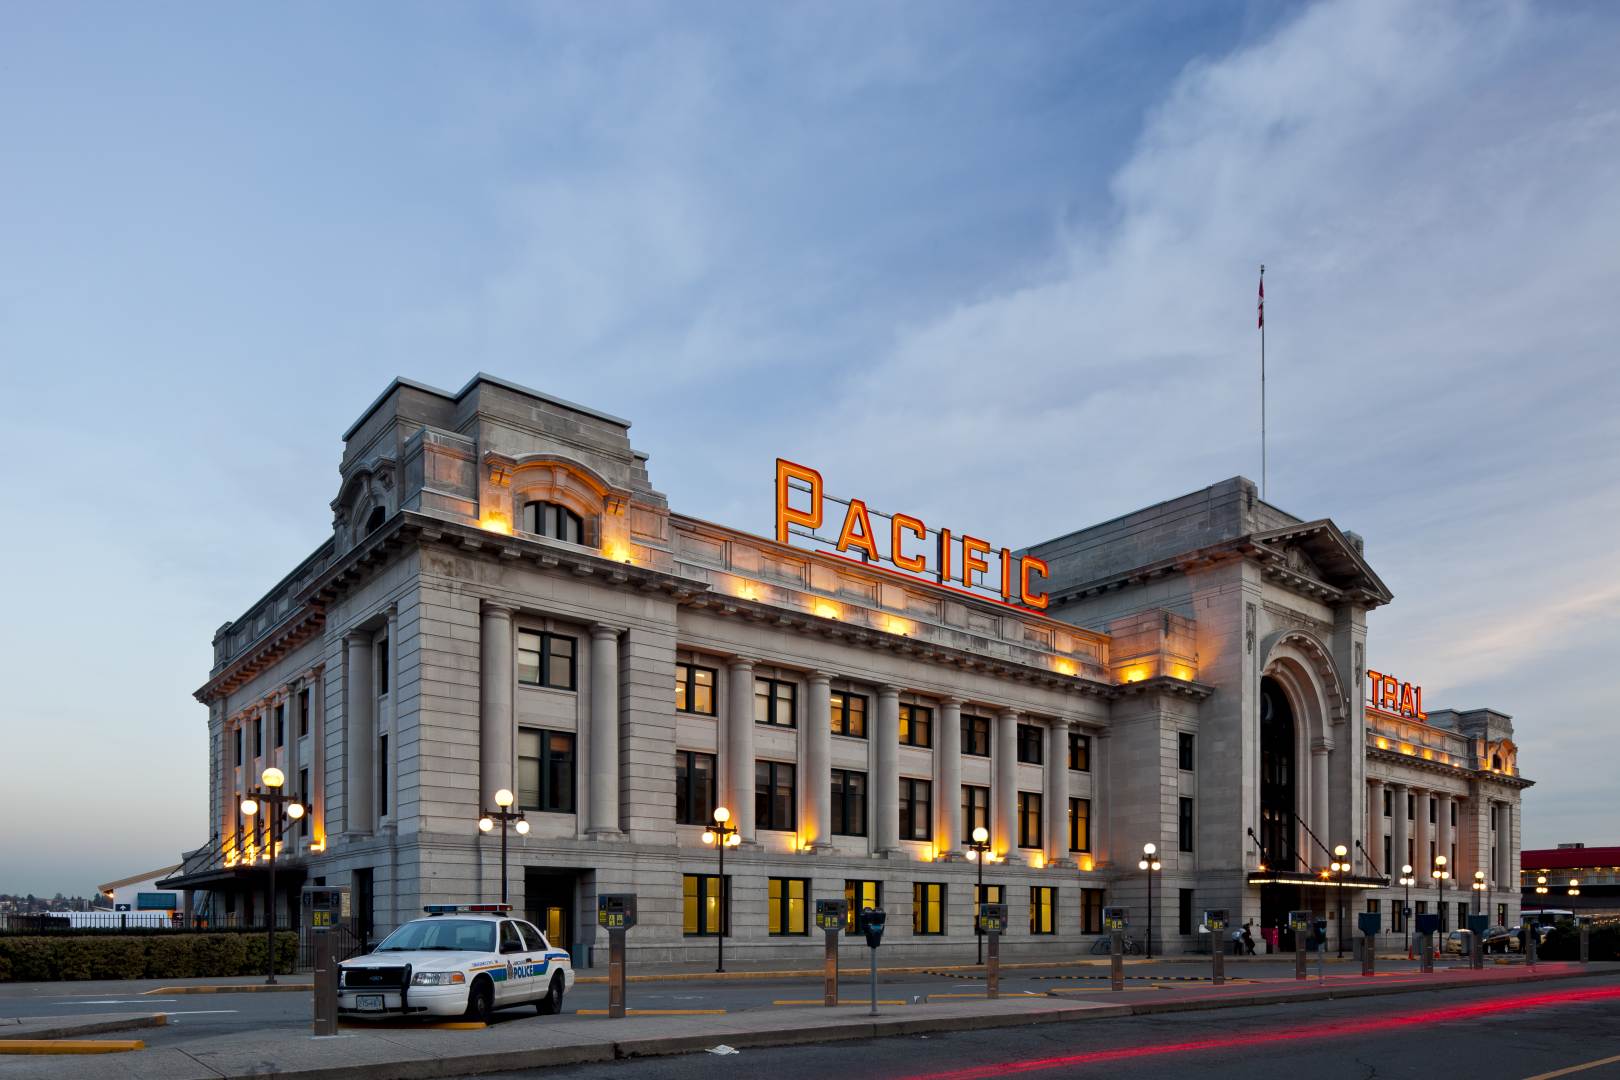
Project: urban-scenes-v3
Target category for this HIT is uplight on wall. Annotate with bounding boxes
[1052,658,1077,677]
[814,601,840,620]
[479,514,512,535]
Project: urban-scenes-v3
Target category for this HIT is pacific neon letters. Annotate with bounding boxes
[774,458,1050,611]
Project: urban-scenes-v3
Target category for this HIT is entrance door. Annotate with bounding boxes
[525,869,579,956]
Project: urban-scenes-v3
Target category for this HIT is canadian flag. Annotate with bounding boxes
[1257,272,1265,329]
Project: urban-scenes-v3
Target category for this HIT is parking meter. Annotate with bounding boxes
[1104,906,1129,991]
[598,894,637,1019]
[303,885,349,1036]
[859,908,886,1015]
[1289,910,1311,981]
[1416,913,1440,972]
[979,903,1007,998]
[815,900,848,1007]
[1466,913,1488,969]
[1204,910,1229,985]
[1358,911,1381,976]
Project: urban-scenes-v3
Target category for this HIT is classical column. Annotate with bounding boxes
[873,686,901,855]
[478,602,516,809]
[1436,792,1453,873]
[384,605,400,828]
[724,659,757,844]
[1310,740,1331,864]
[1044,720,1072,867]
[1496,802,1512,889]
[934,697,963,858]
[802,673,832,851]
[1412,786,1432,879]
[1365,779,1384,875]
[586,624,623,839]
[993,709,1018,860]
[345,631,375,835]
[1391,783,1410,872]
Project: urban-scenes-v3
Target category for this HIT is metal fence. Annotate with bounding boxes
[0,912,295,934]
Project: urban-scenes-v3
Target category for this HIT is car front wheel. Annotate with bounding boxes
[537,974,565,1015]
[465,977,494,1023]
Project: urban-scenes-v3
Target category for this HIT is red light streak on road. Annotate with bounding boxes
[898,986,1620,1080]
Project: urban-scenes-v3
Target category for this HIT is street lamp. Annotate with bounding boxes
[1137,842,1162,960]
[476,788,529,905]
[1535,874,1548,896]
[1399,864,1416,959]
[1472,870,1487,915]
[239,766,304,984]
[700,807,739,972]
[1330,844,1350,957]
[966,826,993,964]
[1568,878,1581,898]
[1433,854,1450,940]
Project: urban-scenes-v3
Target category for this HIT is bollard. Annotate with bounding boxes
[987,931,1000,999]
[1420,934,1433,973]
[824,927,840,1007]
[607,930,627,1018]
[312,928,337,1035]
[1111,929,1125,992]
[869,946,879,1016]
[1580,923,1590,964]
[1472,932,1484,970]
[1295,936,1306,981]
[1212,942,1225,986]
[1527,927,1537,968]
[1362,934,1375,977]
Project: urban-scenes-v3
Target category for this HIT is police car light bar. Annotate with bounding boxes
[423,903,513,915]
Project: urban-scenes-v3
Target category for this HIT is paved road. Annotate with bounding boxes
[481,975,1620,1080]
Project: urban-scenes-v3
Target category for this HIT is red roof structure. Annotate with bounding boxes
[1521,846,1620,872]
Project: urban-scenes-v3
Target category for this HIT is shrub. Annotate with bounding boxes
[0,932,298,982]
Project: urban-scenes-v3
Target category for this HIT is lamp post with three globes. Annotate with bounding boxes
[239,766,305,984]
[477,788,530,905]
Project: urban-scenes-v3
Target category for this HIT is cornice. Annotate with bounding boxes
[1368,746,1535,789]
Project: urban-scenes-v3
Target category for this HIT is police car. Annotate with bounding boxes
[338,904,573,1021]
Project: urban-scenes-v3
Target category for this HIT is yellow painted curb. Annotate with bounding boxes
[0,1040,145,1055]
[146,984,312,995]
[772,999,906,1006]
[575,1008,726,1016]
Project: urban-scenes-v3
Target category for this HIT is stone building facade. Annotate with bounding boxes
[164,374,1531,963]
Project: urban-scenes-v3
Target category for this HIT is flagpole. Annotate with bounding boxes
[1259,263,1266,500]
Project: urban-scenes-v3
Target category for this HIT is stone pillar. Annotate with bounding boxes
[345,631,375,835]
[1044,720,1071,867]
[935,698,963,858]
[384,605,400,828]
[1437,792,1453,877]
[1310,740,1330,864]
[993,709,1018,860]
[803,673,832,851]
[1412,786,1432,881]
[873,685,901,855]
[1365,779,1384,876]
[724,659,757,844]
[478,602,516,808]
[587,624,623,839]
[1495,802,1511,889]
[1392,783,1410,874]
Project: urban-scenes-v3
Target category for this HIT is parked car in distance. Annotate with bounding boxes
[1482,926,1522,953]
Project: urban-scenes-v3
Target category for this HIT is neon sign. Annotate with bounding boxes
[774,458,1050,611]
[1367,670,1426,720]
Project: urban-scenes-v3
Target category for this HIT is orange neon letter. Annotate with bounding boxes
[961,535,990,589]
[999,548,1012,602]
[939,528,952,582]
[836,499,880,560]
[1381,676,1398,712]
[1413,685,1427,721]
[775,458,823,544]
[891,513,928,573]
[1019,555,1049,610]
[1398,683,1415,717]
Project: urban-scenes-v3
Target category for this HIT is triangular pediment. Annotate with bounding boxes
[1252,519,1393,605]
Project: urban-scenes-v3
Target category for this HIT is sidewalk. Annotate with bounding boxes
[0,962,1612,1079]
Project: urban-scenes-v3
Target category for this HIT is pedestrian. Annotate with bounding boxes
[1242,922,1257,955]
[1230,927,1244,955]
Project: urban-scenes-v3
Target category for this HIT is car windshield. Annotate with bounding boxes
[374,919,495,953]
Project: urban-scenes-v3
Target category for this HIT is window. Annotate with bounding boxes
[975,883,1004,936]
[1031,886,1056,935]
[1384,835,1392,875]
[275,703,285,749]
[675,751,716,826]
[1069,731,1090,771]
[1068,797,1090,853]
[298,768,310,837]
[899,779,932,841]
[1016,724,1043,764]
[831,692,868,738]
[518,631,577,690]
[1429,797,1437,824]
[675,664,717,715]
[756,761,796,831]
[831,769,867,836]
[518,729,576,813]
[378,733,388,817]
[364,506,386,534]
[1450,801,1457,827]
[1407,792,1415,820]
[1178,889,1193,936]
[254,718,262,758]
[1178,732,1194,771]
[962,786,990,839]
[298,688,311,737]
[234,727,243,767]
[913,882,945,935]
[682,874,729,936]
[1081,888,1104,934]
[1496,903,1508,927]
[754,678,797,727]
[377,642,389,696]
[962,714,991,756]
[1018,792,1042,849]
[522,500,585,544]
[1415,900,1428,915]
[899,704,932,748]
[1383,788,1393,817]
[845,880,881,935]
[1178,797,1195,852]
[768,878,809,935]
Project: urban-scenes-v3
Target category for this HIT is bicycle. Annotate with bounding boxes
[1089,934,1141,955]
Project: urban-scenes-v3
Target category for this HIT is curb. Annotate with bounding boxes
[0,1040,146,1055]
[573,958,1165,985]
[0,1014,167,1041]
[147,984,313,995]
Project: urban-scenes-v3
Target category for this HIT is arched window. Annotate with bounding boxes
[1491,753,1502,771]
[364,506,387,535]
[523,500,586,545]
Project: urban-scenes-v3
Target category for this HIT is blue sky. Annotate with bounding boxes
[2,1,1616,895]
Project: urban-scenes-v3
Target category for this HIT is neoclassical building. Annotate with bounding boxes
[163,374,1530,961]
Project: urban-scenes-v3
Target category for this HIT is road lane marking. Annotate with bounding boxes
[159,1010,240,1018]
[1522,1054,1620,1080]
[575,1008,725,1016]
[59,999,177,1005]
[771,999,906,1006]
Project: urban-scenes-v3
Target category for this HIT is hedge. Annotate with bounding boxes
[1539,919,1620,962]
[0,932,297,982]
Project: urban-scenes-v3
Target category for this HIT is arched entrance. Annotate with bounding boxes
[1260,676,1300,944]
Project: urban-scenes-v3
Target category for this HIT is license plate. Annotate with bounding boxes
[357,994,385,1011]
